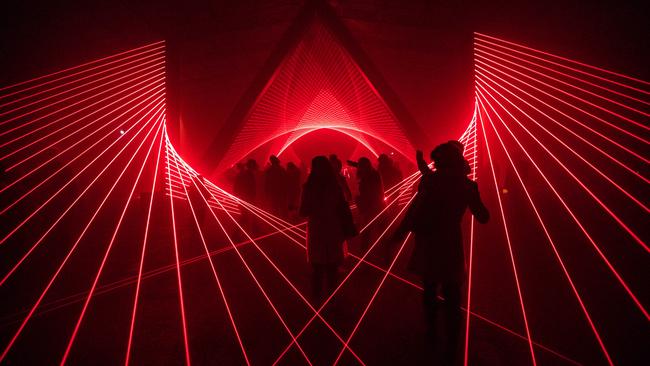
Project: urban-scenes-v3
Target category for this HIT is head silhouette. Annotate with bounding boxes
[307,155,337,188]
[378,153,391,166]
[431,141,466,174]
[355,157,373,179]
[329,154,343,173]
[447,140,464,155]
[358,157,371,170]
[246,159,258,170]
[269,155,280,166]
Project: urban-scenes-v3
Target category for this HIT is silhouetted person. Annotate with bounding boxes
[395,141,489,365]
[234,159,258,232]
[417,141,470,178]
[300,156,356,301]
[377,153,403,190]
[263,155,288,217]
[224,163,241,192]
[329,154,352,202]
[234,160,256,202]
[348,157,385,249]
[286,162,302,220]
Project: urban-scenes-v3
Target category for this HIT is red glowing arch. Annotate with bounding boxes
[204,16,430,173]
[276,126,380,157]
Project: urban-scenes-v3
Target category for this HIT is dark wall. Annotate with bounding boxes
[1,0,647,172]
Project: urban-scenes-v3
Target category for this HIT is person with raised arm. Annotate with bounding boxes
[394,141,489,365]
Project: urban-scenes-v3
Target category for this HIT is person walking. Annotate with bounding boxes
[263,155,288,217]
[300,156,356,301]
[349,157,385,250]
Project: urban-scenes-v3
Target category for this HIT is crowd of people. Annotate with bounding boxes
[229,142,489,365]
[230,153,403,228]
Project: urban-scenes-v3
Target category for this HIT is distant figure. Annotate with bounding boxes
[377,153,403,190]
[233,159,258,232]
[348,157,385,249]
[286,162,302,220]
[264,155,288,217]
[300,156,356,300]
[234,160,257,202]
[395,141,489,365]
[223,163,240,192]
[329,154,352,202]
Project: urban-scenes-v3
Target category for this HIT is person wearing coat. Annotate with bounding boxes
[348,157,385,250]
[300,156,356,300]
[263,155,288,217]
[329,154,352,202]
[394,141,489,365]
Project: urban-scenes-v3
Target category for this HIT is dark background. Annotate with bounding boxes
[1,0,648,175]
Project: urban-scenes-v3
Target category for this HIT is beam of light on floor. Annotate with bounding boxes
[476,96,614,365]
[0,113,163,362]
[475,85,649,320]
[479,92,538,366]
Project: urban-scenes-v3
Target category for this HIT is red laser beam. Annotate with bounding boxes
[164,135,193,366]
[0,96,165,246]
[1,34,646,366]
[474,67,649,210]
[0,59,165,131]
[474,44,650,116]
[0,79,164,198]
[176,144,367,365]
[125,125,165,366]
[218,174,422,291]
[475,85,649,320]
[473,40,650,107]
[332,233,411,365]
[166,140,314,366]
[0,113,162,362]
[60,119,164,365]
[0,41,164,96]
[474,33,650,90]
[475,75,649,251]
[0,49,163,114]
[474,61,650,181]
[478,93,538,366]
[170,146,252,366]
[215,21,417,172]
[476,96,615,365]
[0,223,309,329]
[1,70,165,170]
[271,192,417,365]
[473,54,649,144]
[0,104,165,286]
[463,101,479,366]
[0,53,165,119]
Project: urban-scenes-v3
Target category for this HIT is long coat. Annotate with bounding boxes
[299,183,350,265]
[400,171,489,283]
[356,169,385,218]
